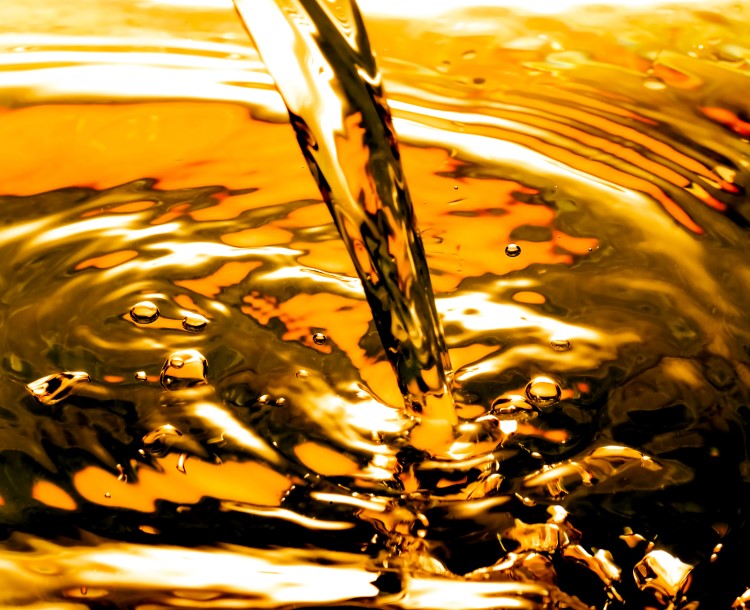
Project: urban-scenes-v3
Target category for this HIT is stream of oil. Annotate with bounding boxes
[1,1,750,609]
[232,0,458,431]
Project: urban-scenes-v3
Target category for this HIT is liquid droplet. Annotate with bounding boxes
[550,339,571,351]
[525,376,562,407]
[182,312,208,332]
[130,301,159,324]
[505,243,521,257]
[134,371,147,381]
[142,424,183,457]
[25,372,90,405]
[296,369,310,380]
[633,550,692,600]
[160,350,207,390]
[104,492,111,499]
[312,332,327,345]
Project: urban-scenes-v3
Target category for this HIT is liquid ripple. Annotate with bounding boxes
[0,1,749,609]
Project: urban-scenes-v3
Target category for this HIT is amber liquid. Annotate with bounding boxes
[1,1,750,609]
[232,0,457,431]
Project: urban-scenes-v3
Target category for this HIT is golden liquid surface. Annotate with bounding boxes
[1,1,750,609]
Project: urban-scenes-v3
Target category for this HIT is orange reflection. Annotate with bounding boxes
[0,103,314,197]
[74,455,291,512]
[294,442,361,476]
[174,294,209,316]
[222,226,294,247]
[512,291,546,305]
[400,146,598,290]
[82,200,157,218]
[701,106,750,137]
[260,292,371,363]
[31,481,77,511]
[74,250,138,271]
[176,261,261,298]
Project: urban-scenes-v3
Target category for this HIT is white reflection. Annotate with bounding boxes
[191,401,281,464]
[0,534,555,609]
[359,0,710,17]
[222,501,355,530]
[258,266,364,297]
[439,291,598,339]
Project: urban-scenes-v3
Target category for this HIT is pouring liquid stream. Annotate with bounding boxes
[232,0,458,448]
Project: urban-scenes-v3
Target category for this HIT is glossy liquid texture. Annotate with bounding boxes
[232,0,456,426]
[1,1,750,609]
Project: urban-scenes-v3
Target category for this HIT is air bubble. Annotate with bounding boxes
[142,424,183,457]
[26,372,90,405]
[505,243,521,257]
[134,371,147,381]
[275,397,287,407]
[525,376,562,407]
[550,339,571,351]
[257,394,270,404]
[296,369,310,380]
[182,312,208,332]
[312,333,327,345]
[160,350,207,390]
[130,301,159,324]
